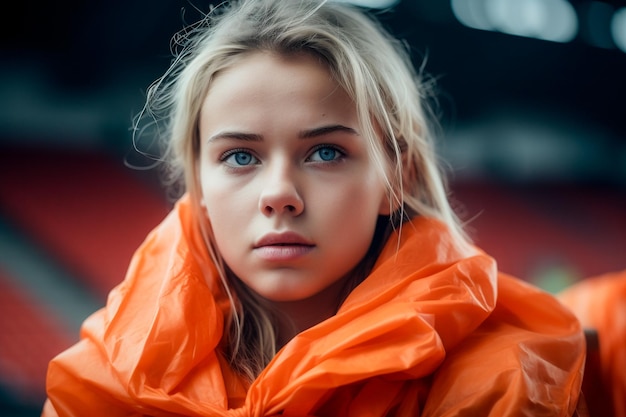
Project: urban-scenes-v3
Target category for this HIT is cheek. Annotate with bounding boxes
[203,189,248,229]
[200,172,247,234]
[202,190,250,269]
[313,178,385,228]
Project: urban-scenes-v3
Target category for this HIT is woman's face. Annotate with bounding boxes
[198,52,389,302]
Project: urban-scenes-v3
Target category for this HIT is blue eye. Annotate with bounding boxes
[223,151,258,166]
[309,146,343,162]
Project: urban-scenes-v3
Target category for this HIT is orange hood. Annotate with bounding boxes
[44,195,584,416]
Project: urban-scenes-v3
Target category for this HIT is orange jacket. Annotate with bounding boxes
[43,195,584,416]
[558,270,626,417]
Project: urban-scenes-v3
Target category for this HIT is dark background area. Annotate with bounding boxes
[1,0,625,414]
[2,0,625,171]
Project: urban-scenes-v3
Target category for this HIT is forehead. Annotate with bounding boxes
[207,51,338,99]
[199,51,358,130]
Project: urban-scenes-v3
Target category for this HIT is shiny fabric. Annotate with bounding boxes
[559,270,626,417]
[43,195,584,416]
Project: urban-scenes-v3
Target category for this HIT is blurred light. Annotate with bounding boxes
[331,0,400,9]
[450,0,494,30]
[612,7,626,53]
[451,0,578,43]
[584,1,615,49]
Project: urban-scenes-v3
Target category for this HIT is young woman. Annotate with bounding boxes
[43,0,585,415]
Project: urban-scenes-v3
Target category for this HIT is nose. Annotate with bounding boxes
[258,162,304,217]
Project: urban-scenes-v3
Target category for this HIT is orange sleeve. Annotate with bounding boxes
[559,270,626,417]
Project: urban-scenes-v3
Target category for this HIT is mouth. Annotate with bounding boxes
[267,243,310,246]
[253,232,315,261]
[254,232,314,248]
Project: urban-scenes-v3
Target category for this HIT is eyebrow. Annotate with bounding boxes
[207,124,358,143]
[299,124,359,139]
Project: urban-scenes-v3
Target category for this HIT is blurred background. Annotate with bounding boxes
[1,0,625,414]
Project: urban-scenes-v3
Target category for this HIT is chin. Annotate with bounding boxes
[258,290,315,303]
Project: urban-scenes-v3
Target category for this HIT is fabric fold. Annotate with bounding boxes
[558,270,626,417]
[43,195,584,417]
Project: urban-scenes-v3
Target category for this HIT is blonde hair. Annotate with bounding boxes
[134,0,472,381]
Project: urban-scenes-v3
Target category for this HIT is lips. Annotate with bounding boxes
[253,232,315,261]
[254,232,314,248]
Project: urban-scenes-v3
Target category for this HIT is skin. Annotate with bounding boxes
[198,51,389,337]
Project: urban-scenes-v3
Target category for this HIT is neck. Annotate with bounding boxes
[272,276,351,348]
